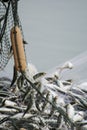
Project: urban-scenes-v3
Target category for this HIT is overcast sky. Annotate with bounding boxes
[18,0,87,71]
[2,0,87,78]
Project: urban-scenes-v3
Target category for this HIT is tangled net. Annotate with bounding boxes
[0,0,24,71]
[0,62,87,130]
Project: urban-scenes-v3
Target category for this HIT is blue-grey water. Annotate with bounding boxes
[1,0,87,81]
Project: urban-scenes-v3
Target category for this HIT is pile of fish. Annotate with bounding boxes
[0,62,87,130]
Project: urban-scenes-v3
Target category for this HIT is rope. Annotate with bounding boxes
[22,72,74,126]
[0,0,10,44]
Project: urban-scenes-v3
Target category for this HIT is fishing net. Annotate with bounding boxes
[0,0,24,71]
[0,1,87,130]
[0,58,87,130]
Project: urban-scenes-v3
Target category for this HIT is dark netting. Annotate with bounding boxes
[0,0,24,71]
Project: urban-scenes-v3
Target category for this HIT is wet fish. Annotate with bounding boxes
[3,99,17,107]
[78,82,87,93]
[66,104,75,120]
[57,114,62,128]
[23,91,34,117]
[49,96,58,117]
[73,111,84,123]
[0,107,18,114]
[61,61,73,70]
[42,91,50,112]
[33,72,46,81]
[58,61,74,75]
[17,75,25,92]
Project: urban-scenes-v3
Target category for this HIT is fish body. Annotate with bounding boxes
[4,99,17,107]
[23,90,34,116]
[33,72,46,82]
[78,82,87,93]
[61,61,73,69]
[73,111,84,123]
[67,104,75,120]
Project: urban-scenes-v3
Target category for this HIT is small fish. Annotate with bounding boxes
[0,107,17,113]
[45,73,59,85]
[63,85,72,91]
[62,80,72,86]
[45,77,54,83]
[0,91,11,97]
[39,117,46,126]
[66,104,75,120]
[4,99,17,107]
[42,91,50,112]
[57,96,65,107]
[53,71,59,79]
[68,91,87,108]
[33,72,46,81]
[35,95,42,112]
[49,96,58,117]
[78,82,87,93]
[17,75,25,92]
[11,113,31,119]
[22,86,31,102]
[58,61,73,74]
[57,114,62,128]
[61,61,73,69]
[71,87,85,96]
[66,79,73,83]
[23,91,34,117]
[57,80,64,88]
[73,111,84,123]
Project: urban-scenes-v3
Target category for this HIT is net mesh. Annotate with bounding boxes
[0,0,24,71]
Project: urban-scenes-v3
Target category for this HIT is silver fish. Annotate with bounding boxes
[66,104,75,120]
[33,72,46,81]
[73,111,84,123]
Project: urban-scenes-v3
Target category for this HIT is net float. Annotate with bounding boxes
[10,26,27,72]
